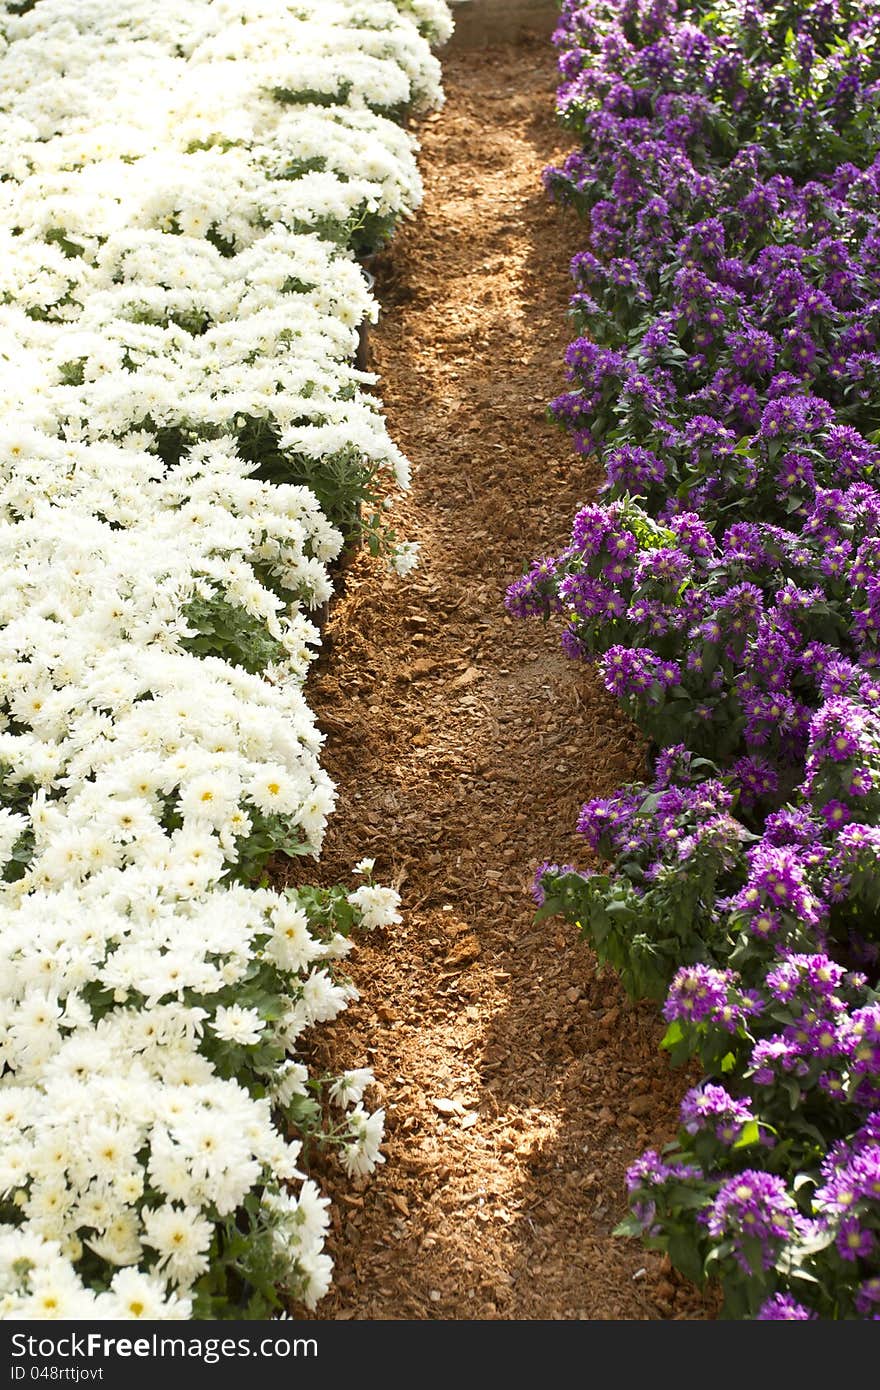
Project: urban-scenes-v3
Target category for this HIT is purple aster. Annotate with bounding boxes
[531,861,579,907]
[706,1171,807,1275]
[750,1036,801,1086]
[856,1277,880,1318]
[756,1294,817,1320]
[851,1006,880,1076]
[679,1083,755,1146]
[822,800,851,830]
[837,1218,876,1263]
[663,965,742,1029]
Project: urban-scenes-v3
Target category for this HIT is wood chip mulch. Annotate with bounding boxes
[283,39,716,1322]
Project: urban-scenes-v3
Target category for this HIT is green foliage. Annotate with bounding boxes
[180,591,289,674]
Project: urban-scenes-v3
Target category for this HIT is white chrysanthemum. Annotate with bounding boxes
[297,1247,335,1311]
[0,808,27,870]
[329,1067,375,1109]
[347,882,403,929]
[85,1211,143,1268]
[266,900,323,973]
[211,1004,265,1046]
[106,1266,192,1319]
[389,540,420,576]
[141,1203,213,1288]
[0,0,442,1320]
[273,1059,309,1106]
[340,1105,386,1179]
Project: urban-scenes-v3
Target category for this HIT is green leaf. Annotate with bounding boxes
[667,1232,706,1286]
[613,1216,643,1239]
[732,1119,760,1150]
[661,1019,685,1049]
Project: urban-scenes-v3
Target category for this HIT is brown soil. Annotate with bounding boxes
[290,41,714,1321]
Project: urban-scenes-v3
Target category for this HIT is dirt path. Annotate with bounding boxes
[294,42,711,1321]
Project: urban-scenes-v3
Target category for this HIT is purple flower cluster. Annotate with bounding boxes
[516,0,880,1320]
[816,1124,880,1279]
[679,1083,756,1147]
[624,1148,706,1234]
[577,761,736,867]
[756,1292,817,1320]
[745,954,880,1112]
[663,965,762,1033]
[706,1170,808,1274]
[545,1,880,531]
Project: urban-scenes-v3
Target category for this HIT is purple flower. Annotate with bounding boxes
[729,328,776,375]
[706,1171,807,1274]
[764,808,822,848]
[531,861,579,907]
[505,557,564,619]
[737,844,823,924]
[750,1036,801,1086]
[856,1277,880,1318]
[679,1083,755,1145]
[600,646,669,700]
[822,800,851,829]
[606,444,666,490]
[837,1217,876,1263]
[731,756,778,809]
[624,1149,704,1233]
[756,1293,817,1320]
[851,1006,880,1075]
[663,965,748,1030]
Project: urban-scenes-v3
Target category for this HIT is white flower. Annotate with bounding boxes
[211,1005,265,1047]
[347,883,403,929]
[178,770,242,827]
[273,1059,309,1107]
[389,540,420,576]
[141,1203,213,1288]
[85,1212,143,1268]
[328,1067,375,1109]
[266,900,323,973]
[301,968,353,1024]
[16,1268,98,1320]
[0,808,27,869]
[297,1247,334,1310]
[0,0,444,1320]
[107,1266,192,1320]
[340,1105,386,1179]
[245,765,306,816]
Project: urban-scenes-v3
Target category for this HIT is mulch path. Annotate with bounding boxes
[286,39,714,1321]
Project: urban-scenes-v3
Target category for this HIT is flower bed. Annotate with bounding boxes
[511,0,880,1318]
[0,0,450,1320]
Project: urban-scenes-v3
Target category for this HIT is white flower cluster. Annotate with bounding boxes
[0,0,445,1320]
